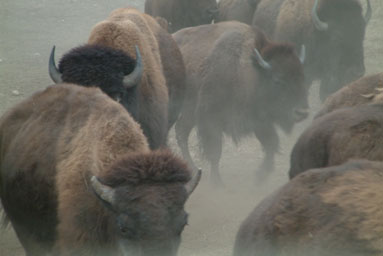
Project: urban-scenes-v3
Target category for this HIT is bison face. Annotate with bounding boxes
[184,0,218,28]
[49,44,143,120]
[253,45,309,133]
[311,0,368,100]
[90,152,201,256]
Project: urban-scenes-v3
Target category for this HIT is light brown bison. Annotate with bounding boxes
[252,0,372,101]
[144,0,219,32]
[49,8,186,149]
[315,72,383,118]
[217,0,260,24]
[289,101,383,179]
[234,159,383,256]
[173,21,308,185]
[0,83,201,256]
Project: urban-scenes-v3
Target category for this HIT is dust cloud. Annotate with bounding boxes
[0,1,382,255]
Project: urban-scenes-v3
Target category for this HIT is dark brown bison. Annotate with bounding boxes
[315,72,383,118]
[0,83,201,256]
[234,159,383,256]
[173,21,308,185]
[252,0,372,101]
[49,8,186,149]
[217,0,260,24]
[144,0,219,32]
[289,101,383,179]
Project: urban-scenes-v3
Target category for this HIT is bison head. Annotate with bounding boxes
[175,0,218,32]
[253,43,309,133]
[311,0,370,100]
[49,44,143,119]
[90,150,201,256]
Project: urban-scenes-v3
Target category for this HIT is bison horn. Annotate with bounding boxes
[312,0,328,31]
[375,87,383,92]
[49,46,63,84]
[123,45,143,89]
[90,176,116,205]
[360,93,375,99]
[185,168,202,197]
[365,0,372,25]
[253,48,271,70]
[299,45,306,64]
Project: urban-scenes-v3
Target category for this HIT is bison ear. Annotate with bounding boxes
[185,169,202,198]
[91,176,116,206]
[49,45,63,84]
[252,48,271,70]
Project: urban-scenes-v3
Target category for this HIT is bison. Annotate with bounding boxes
[144,0,219,32]
[49,8,186,149]
[0,83,201,256]
[252,0,372,101]
[173,21,308,185]
[289,100,383,179]
[234,159,383,256]
[217,0,261,24]
[315,72,383,118]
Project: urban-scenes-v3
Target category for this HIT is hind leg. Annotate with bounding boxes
[175,112,198,170]
[198,121,224,187]
[253,122,279,182]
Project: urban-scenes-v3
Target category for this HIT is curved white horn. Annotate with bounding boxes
[365,0,372,25]
[49,46,63,84]
[299,45,306,64]
[312,0,328,31]
[123,45,143,89]
[91,176,116,205]
[185,169,202,196]
[253,48,271,70]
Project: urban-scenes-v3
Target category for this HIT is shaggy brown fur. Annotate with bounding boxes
[144,0,218,32]
[0,83,195,256]
[99,150,191,186]
[217,0,260,24]
[87,7,186,148]
[315,72,383,118]
[173,21,308,185]
[252,0,369,101]
[234,159,383,256]
[289,102,383,179]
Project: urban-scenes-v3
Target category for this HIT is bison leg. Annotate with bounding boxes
[11,221,52,256]
[197,121,224,187]
[175,113,198,170]
[253,123,279,181]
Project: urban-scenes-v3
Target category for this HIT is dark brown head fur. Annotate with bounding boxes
[99,150,191,187]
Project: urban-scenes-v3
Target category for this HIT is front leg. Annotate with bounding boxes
[253,120,279,182]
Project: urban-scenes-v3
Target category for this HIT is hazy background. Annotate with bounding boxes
[0,0,382,255]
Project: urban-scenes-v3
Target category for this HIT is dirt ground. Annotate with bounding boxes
[0,1,382,255]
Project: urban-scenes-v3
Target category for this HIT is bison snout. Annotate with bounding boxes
[293,108,309,122]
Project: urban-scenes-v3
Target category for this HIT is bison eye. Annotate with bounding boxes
[117,215,138,239]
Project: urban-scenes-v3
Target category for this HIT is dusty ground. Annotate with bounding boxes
[0,0,382,255]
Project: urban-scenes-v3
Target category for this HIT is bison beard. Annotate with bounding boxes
[144,0,219,33]
[252,0,370,101]
[49,8,186,150]
[0,84,201,256]
[173,22,308,186]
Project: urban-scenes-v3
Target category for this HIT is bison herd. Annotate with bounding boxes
[0,0,381,255]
